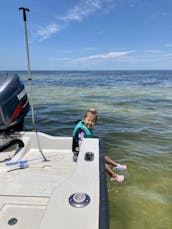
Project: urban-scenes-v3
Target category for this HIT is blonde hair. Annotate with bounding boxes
[84,108,98,122]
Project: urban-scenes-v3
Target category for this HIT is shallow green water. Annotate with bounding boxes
[19,70,172,229]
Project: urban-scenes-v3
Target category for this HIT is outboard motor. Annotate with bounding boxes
[0,73,30,134]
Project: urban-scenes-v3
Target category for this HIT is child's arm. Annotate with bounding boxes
[77,129,86,148]
[78,131,85,140]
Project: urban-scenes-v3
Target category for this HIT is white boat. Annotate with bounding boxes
[0,73,109,229]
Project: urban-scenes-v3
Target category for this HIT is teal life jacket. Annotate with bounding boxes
[72,120,94,140]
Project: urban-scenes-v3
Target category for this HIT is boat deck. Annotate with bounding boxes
[0,149,75,196]
[0,147,76,229]
[0,132,101,229]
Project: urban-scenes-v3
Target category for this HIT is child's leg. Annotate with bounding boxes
[105,163,125,182]
[105,156,127,171]
[105,163,117,178]
[105,156,118,167]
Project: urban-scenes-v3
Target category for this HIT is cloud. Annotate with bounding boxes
[36,23,60,41]
[48,50,137,69]
[76,50,135,61]
[48,49,172,69]
[59,0,102,22]
[35,0,115,41]
[50,50,134,63]
[165,43,172,47]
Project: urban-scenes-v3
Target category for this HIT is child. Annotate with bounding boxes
[72,108,127,183]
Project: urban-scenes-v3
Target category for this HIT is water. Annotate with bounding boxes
[15,71,172,228]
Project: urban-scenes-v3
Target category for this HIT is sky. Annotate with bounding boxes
[0,0,172,70]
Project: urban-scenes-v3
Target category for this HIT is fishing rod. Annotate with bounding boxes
[19,7,48,162]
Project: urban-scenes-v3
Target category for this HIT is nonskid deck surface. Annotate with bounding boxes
[0,149,76,197]
[0,149,76,229]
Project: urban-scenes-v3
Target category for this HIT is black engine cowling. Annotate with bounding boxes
[0,73,30,133]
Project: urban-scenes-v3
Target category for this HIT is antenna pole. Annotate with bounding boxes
[19,7,48,162]
[19,7,35,127]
